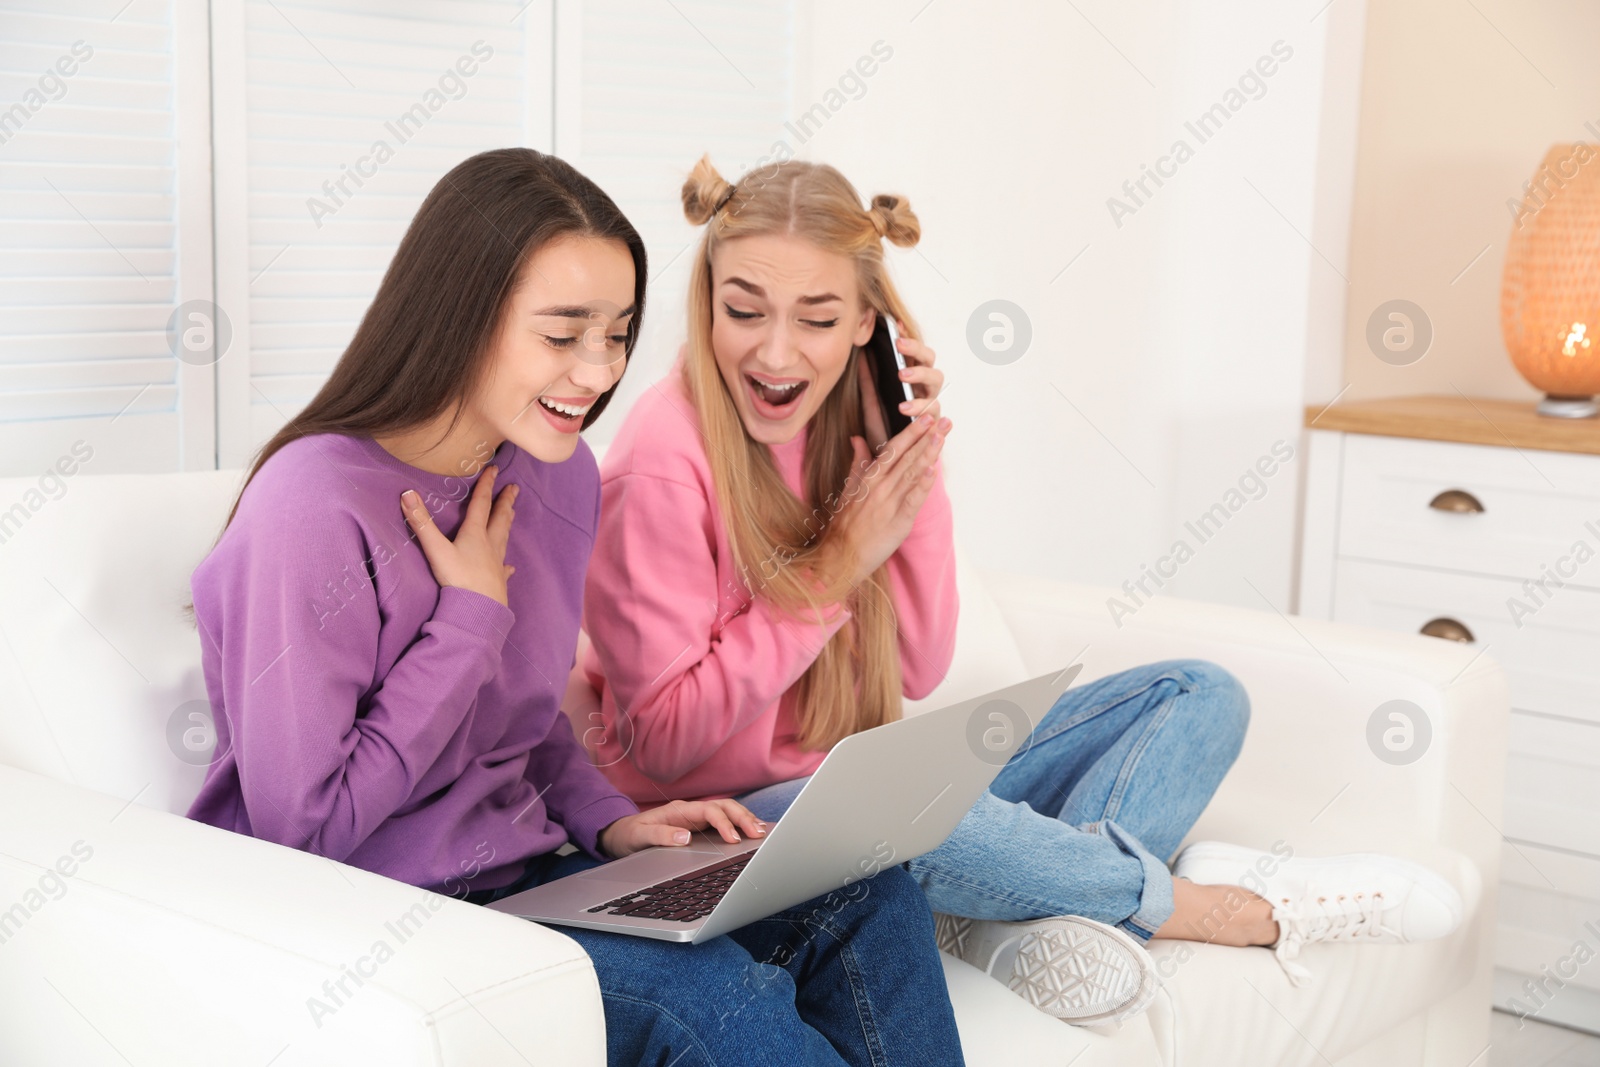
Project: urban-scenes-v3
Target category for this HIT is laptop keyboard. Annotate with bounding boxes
[585,851,754,923]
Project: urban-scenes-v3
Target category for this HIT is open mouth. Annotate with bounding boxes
[534,395,592,434]
[745,374,809,416]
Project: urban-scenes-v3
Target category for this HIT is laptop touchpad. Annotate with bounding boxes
[596,848,715,881]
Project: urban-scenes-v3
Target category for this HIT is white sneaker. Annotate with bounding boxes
[933,912,1159,1024]
[1172,841,1465,986]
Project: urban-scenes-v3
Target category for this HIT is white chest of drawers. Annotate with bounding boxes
[1297,396,1600,1035]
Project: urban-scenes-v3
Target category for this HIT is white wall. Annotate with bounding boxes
[767,0,1366,616]
[1338,0,1600,403]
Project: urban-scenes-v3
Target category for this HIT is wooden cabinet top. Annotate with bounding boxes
[1303,395,1600,456]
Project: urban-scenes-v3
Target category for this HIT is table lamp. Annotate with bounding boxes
[1501,142,1600,418]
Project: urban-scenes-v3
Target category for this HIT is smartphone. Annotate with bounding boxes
[865,313,915,438]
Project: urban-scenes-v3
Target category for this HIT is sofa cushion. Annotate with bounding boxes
[944,865,1477,1067]
[903,543,1032,717]
[943,950,1168,1065]
[1142,892,1479,1067]
[0,469,244,815]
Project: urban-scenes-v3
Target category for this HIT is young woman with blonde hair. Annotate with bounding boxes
[580,155,1465,1024]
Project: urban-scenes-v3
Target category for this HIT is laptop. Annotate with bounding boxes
[488,666,1083,943]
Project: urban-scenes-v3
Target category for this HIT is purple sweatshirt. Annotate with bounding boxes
[185,432,638,896]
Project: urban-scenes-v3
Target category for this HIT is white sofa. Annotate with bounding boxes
[0,464,1508,1067]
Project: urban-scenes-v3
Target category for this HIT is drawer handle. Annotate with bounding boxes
[1428,489,1484,514]
[1419,617,1475,643]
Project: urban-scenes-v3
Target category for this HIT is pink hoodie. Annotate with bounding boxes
[580,372,959,806]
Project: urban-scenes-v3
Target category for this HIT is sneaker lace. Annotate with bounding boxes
[1271,888,1397,986]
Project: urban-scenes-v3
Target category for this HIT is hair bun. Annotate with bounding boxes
[683,154,736,226]
[868,194,920,247]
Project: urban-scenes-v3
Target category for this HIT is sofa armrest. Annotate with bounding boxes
[979,570,1511,1064]
[0,766,605,1067]
[977,569,1508,875]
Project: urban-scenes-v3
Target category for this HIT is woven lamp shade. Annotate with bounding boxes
[1501,143,1600,417]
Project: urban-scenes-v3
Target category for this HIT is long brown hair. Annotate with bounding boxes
[680,156,921,750]
[184,148,645,619]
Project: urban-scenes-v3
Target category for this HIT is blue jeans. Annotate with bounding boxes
[738,659,1249,943]
[465,850,964,1067]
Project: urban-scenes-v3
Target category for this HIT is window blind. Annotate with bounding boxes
[0,0,208,473]
[215,0,536,462]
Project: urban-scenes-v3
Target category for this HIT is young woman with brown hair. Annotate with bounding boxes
[184,147,967,1067]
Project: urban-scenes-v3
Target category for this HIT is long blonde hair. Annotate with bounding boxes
[679,156,923,750]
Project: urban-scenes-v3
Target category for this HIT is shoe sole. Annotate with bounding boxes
[1173,842,1465,929]
[935,913,1159,1024]
[934,912,974,957]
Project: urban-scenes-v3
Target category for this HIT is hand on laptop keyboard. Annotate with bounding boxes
[597,798,767,859]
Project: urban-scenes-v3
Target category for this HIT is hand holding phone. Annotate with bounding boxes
[864,313,916,442]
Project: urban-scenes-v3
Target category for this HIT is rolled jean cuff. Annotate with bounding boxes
[1092,819,1174,941]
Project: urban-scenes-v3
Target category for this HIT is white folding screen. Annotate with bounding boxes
[0,0,794,474]
[210,0,549,465]
[0,0,214,476]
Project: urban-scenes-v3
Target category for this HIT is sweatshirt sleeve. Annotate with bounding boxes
[584,471,851,784]
[522,699,639,858]
[204,503,516,863]
[883,465,959,699]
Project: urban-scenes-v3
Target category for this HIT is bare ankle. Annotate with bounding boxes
[1154,878,1279,947]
